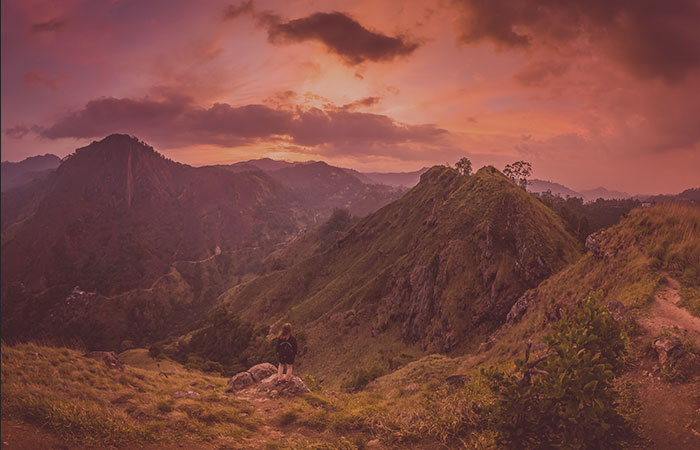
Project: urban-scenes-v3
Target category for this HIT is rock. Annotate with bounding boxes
[253,374,310,397]
[478,335,497,353]
[444,374,470,386]
[585,231,605,258]
[506,292,533,324]
[366,439,381,449]
[228,371,255,391]
[173,390,200,399]
[653,337,684,365]
[248,363,277,382]
[84,351,125,371]
[606,300,630,322]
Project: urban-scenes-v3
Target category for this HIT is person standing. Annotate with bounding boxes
[276,322,297,383]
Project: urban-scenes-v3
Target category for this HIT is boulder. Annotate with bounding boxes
[506,292,533,324]
[248,362,277,382]
[653,337,684,365]
[585,231,605,258]
[84,351,125,371]
[254,374,310,397]
[173,390,200,399]
[228,371,255,391]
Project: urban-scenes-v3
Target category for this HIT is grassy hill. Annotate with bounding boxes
[215,165,581,382]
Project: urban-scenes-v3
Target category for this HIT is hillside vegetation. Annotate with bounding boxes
[212,165,581,382]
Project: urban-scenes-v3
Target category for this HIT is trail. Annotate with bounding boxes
[637,277,700,344]
[629,277,700,450]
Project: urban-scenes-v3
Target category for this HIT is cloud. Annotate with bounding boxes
[6,124,31,139]
[31,18,68,33]
[37,95,447,153]
[224,3,420,65]
[452,0,700,81]
[336,96,381,111]
[22,71,68,91]
[267,12,420,65]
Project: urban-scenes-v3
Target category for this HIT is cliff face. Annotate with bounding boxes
[220,165,581,375]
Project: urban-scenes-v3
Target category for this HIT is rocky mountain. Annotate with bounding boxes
[1,134,313,346]
[216,165,581,378]
[1,154,61,192]
[214,160,404,220]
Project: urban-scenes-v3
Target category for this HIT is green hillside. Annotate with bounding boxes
[216,165,581,382]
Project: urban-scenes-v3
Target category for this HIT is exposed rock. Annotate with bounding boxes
[585,231,605,258]
[84,351,125,371]
[248,362,277,382]
[444,374,470,386]
[251,374,310,397]
[506,292,533,324]
[228,371,255,391]
[653,337,684,366]
[606,300,630,322]
[330,308,359,329]
[172,390,200,399]
[478,335,497,353]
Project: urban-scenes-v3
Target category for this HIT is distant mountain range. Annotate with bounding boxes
[528,179,631,202]
[210,159,405,220]
[1,154,61,192]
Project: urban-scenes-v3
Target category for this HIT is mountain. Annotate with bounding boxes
[637,187,700,204]
[1,134,313,346]
[1,154,61,192]
[528,178,580,198]
[579,186,631,201]
[360,167,429,187]
[215,165,581,379]
[215,160,404,220]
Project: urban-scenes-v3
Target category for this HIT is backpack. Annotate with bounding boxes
[279,338,294,360]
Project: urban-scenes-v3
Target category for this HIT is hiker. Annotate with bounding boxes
[276,322,297,383]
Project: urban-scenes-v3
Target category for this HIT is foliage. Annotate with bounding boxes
[503,161,532,189]
[485,293,632,449]
[455,157,473,177]
[341,365,385,392]
[167,306,275,376]
[535,192,641,242]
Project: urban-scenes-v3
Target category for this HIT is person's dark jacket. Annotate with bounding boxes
[276,335,297,363]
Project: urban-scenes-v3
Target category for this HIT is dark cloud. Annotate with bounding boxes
[31,18,68,33]
[38,96,446,151]
[268,12,419,65]
[452,0,700,81]
[336,96,381,111]
[224,3,419,65]
[222,0,254,20]
[6,124,31,139]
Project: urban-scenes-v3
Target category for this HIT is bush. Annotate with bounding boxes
[341,365,384,392]
[485,293,632,449]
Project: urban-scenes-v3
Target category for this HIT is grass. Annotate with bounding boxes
[1,342,258,447]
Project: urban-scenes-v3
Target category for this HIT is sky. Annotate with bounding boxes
[2,0,699,194]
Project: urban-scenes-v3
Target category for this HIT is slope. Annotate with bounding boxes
[1,134,313,347]
[219,165,582,381]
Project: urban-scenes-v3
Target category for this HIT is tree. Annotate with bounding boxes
[455,157,473,176]
[503,161,532,189]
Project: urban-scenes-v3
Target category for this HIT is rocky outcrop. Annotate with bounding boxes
[228,371,255,391]
[586,231,605,258]
[248,362,277,382]
[84,351,125,371]
[653,337,684,366]
[252,374,310,397]
[507,292,534,324]
[172,390,200,399]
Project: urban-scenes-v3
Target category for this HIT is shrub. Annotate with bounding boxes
[341,365,385,392]
[485,293,632,449]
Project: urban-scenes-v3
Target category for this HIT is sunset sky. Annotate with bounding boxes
[2,0,699,194]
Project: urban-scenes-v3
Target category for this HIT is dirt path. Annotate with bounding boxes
[637,277,700,344]
[630,277,700,449]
